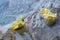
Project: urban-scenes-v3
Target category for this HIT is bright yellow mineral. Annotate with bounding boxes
[40,8,57,21]
[44,13,57,21]
[40,8,50,16]
[10,16,25,33]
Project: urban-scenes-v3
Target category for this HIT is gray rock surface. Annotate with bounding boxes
[0,0,60,40]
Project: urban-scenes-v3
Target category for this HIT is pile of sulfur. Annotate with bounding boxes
[40,8,57,26]
[10,16,26,34]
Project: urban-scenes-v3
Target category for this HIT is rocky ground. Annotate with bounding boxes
[0,0,60,40]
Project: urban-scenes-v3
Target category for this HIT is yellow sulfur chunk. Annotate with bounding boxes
[10,16,25,31]
[10,16,26,34]
[40,8,50,15]
[40,8,57,21]
[18,21,25,28]
[10,21,18,31]
[44,13,57,21]
[11,21,25,30]
[40,8,57,26]
[11,21,25,31]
